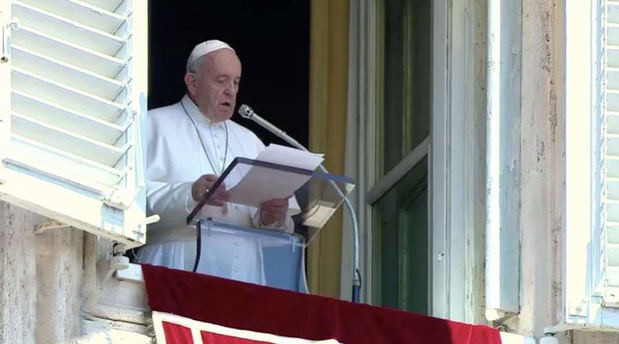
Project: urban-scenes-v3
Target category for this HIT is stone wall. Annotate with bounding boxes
[0,201,151,344]
[502,0,619,343]
[502,0,564,337]
[0,201,81,343]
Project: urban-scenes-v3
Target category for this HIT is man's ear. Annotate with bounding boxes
[184,73,197,97]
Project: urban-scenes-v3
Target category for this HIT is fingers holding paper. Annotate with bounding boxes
[191,174,230,206]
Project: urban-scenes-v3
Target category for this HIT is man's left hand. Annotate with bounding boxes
[260,198,289,226]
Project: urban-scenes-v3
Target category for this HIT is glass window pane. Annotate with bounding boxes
[379,0,431,177]
[372,158,428,314]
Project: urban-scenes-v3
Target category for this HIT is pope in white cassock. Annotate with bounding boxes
[137,40,297,284]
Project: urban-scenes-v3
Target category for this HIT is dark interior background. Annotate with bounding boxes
[148,1,310,147]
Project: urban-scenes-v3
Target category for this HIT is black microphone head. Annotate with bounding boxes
[238,104,254,119]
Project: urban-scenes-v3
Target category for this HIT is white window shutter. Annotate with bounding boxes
[0,0,149,248]
[602,0,619,307]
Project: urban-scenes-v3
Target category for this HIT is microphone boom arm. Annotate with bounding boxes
[239,105,362,303]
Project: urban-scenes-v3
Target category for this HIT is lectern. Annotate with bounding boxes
[186,157,355,292]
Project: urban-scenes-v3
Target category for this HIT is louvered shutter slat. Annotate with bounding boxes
[10,135,122,189]
[607,114,619,132]
[603,1,619,303]
[606,180,619,199]
[79,0,127,14]
[11,113,126,166]
[611,4,619,22]
[12,69,124,121]
[11,46,125,100]
[608,160,619,178]
[12,134,124,182]
[608,70,619,89]
[606,92,619,111]
[606,203,619,223]
[12,27,125,77]
[8,0,135,192]
[12,91,124,144]
[607,135,619,156]
[610,26,619,46]
[604,72,619,301]
[0,0,147,246]
[13,2,125,56]
[608,266,619,287]
[608,244,619,264]
[18,0,125,33]
[607,225,619,288]
[608,48,619,67]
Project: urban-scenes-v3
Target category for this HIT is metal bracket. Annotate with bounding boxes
[103,189,133,210]
[603,287,619,308]
[113,243,127,255]
[35,221,71,234]
[1,18,19,64]
[100,255,130,291]
[114,262,144,283]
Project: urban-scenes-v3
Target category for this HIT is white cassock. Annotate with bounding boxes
[136,95,297,284]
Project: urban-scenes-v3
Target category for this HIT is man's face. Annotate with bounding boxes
[186,49,242,122]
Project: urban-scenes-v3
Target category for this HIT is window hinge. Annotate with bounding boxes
[1,18,19,64]
[103,188,134,209]
[603,287,619,308]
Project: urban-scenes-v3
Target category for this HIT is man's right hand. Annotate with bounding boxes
[191,174,229,206]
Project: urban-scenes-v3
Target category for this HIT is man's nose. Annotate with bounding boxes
[224,84,237,96]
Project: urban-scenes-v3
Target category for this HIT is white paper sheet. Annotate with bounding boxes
[226,144,324,207]
[254,144,324,171]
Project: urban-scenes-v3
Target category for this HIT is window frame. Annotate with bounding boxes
[367,0,432,313]
[345,0,480,322]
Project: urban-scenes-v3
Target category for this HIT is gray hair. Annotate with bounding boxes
[186,54,208,74]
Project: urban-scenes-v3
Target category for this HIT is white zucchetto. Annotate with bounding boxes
[186,40,235,71]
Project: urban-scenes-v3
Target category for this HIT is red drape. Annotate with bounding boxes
[142,264,501,344]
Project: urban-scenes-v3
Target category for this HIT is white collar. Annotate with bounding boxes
[181,95,225,129]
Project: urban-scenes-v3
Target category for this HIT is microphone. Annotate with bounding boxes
[238,105,301,148]
[238,104,362,303]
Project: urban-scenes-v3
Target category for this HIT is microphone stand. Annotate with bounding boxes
[239,106,361,303]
